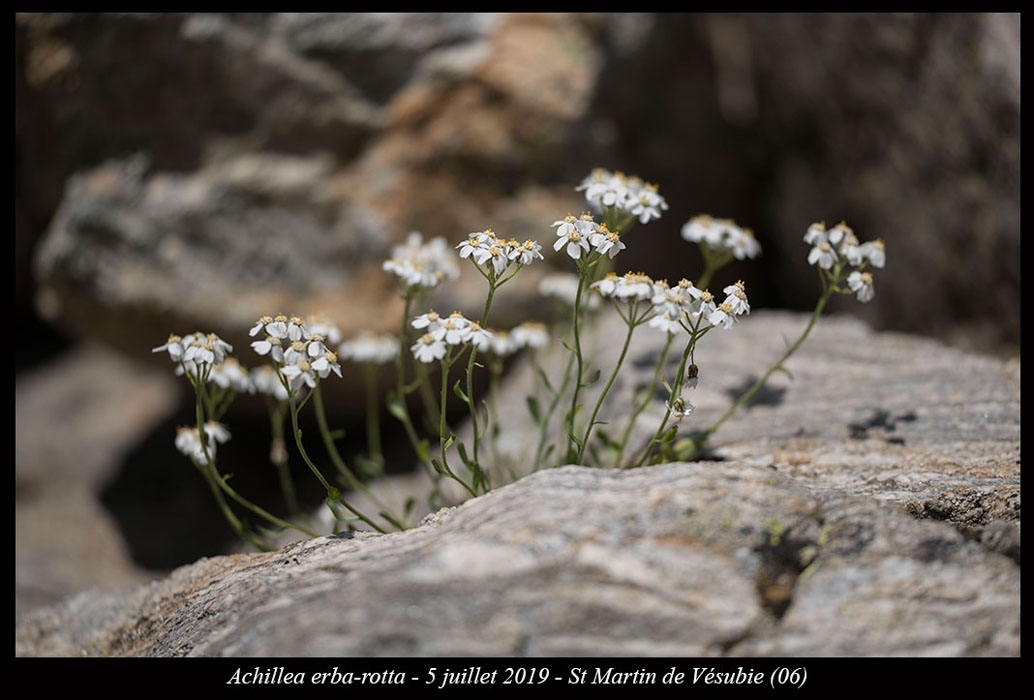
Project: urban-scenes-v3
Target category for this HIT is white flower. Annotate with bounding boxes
[803,221,827,246]
[847,271,875,302]
[682,215,761,259]
[707,301,739,330]
[465,321,494,347]
[433,312,471,346]
[249,365,290,400]
[860,238,886,268]
[840,231,864,266]
[666,397,695,421]
[412,309,444,334]
[552,213,593,259]
[722,280,750,315]
[593,271,655,302]
[510,322,549,349]
[486,330,520,357]
[339,333,400,365]
[627,182,669,224]
[311,350,343,379]
[183,332,233,366]
[688,288,718,322]
[539,273,599,309]
[175,422,231,463]
[648,310,682,335]
[281,359,317,391]
[807,241,836,269]
[384,231,460,290]
[508,239,544,266]
[209,358,253,393]
[651,283,690,318]
[153,334,186,362]
[828,221,852,247]
[304,314,343,346]
[283,339,310,367]
[589,224,626,258]
[251,313,289,363]
[411,333,447,364]
[286,315,308,342]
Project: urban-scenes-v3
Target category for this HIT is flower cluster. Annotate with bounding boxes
[410,310,492,363]
[483,321,551,358]
[251,313,342,391]
[681,215,762,260]
[208,357,253,393]
[805,221,884,302]
[175,422,230,462]
[339,332,400,365]
[249,365,290,400]
[539,272,600,309]
[576,168,669,224]
[551,212,626,260]
[383,231,461,291]
[457,229,543,276]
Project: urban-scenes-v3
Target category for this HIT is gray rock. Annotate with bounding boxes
[14,461,1019,657]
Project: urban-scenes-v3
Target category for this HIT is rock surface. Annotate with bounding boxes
[15,312,1020,656]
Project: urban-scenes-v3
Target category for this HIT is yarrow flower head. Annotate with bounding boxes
[803,221,884,301]
[384,231,460,291]
[575,168,669,225]
[552,213,593,260]
[591,271,657,302]
[250,313,344,392]
[338,332,400,365]
[681,215,761,260]
[510,321,550,350]
[175,422,230,462]
[249,365,290,401]
[409,310,487,362]
[208,357,253,393]
[457,228,542,278]
[539,272,600,309]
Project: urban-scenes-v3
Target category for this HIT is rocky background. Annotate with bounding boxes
[15,13,1020,651]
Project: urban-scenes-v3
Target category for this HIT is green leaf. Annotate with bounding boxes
[456,441,474,468]
[453,380,469,403]
[526,396,542,425]
[595,429,620,451]
[443,435,455,451]
[325,497,358,522]
[431,458,446,476]
[536,368,555,394]
[774,365,794,380]
[660,425,679,443]
[386,395,408,422]
[416,439,430,461]
[583,369,601,387]
[404,497,416,516]
[662,377,673,394]
[568,431,584,448]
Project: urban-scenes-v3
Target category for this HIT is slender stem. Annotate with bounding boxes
[266,399,299,515]
[465,282,497,480]
[439,356,477,497]
[634,328,698,468]
[576,303,638,464]
[362,363,384,470]
[532,349,575,471]
[616,332,674,467]
[193,374,275,550]
[286,381,386,533]
[312,383,401,531]
[392,293,438,485]
[566,262,589,458]
[692,287,833,452]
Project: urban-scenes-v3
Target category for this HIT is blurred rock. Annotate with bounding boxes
[15,343,179,621]
[19,12,1020,375]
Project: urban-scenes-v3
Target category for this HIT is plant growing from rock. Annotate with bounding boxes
[155,167,884,546]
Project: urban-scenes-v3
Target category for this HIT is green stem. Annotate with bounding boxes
[634,329,698,468]
[532,349,575,471]
[566,262,589,459]
[616,332,673,467]
[439,356,477,498]
[312,383,401,531]
[285,380,386,534]
[362,363,384,470]
[464,282,497,489]
[576,303,638,464]
[267,398,299,515]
